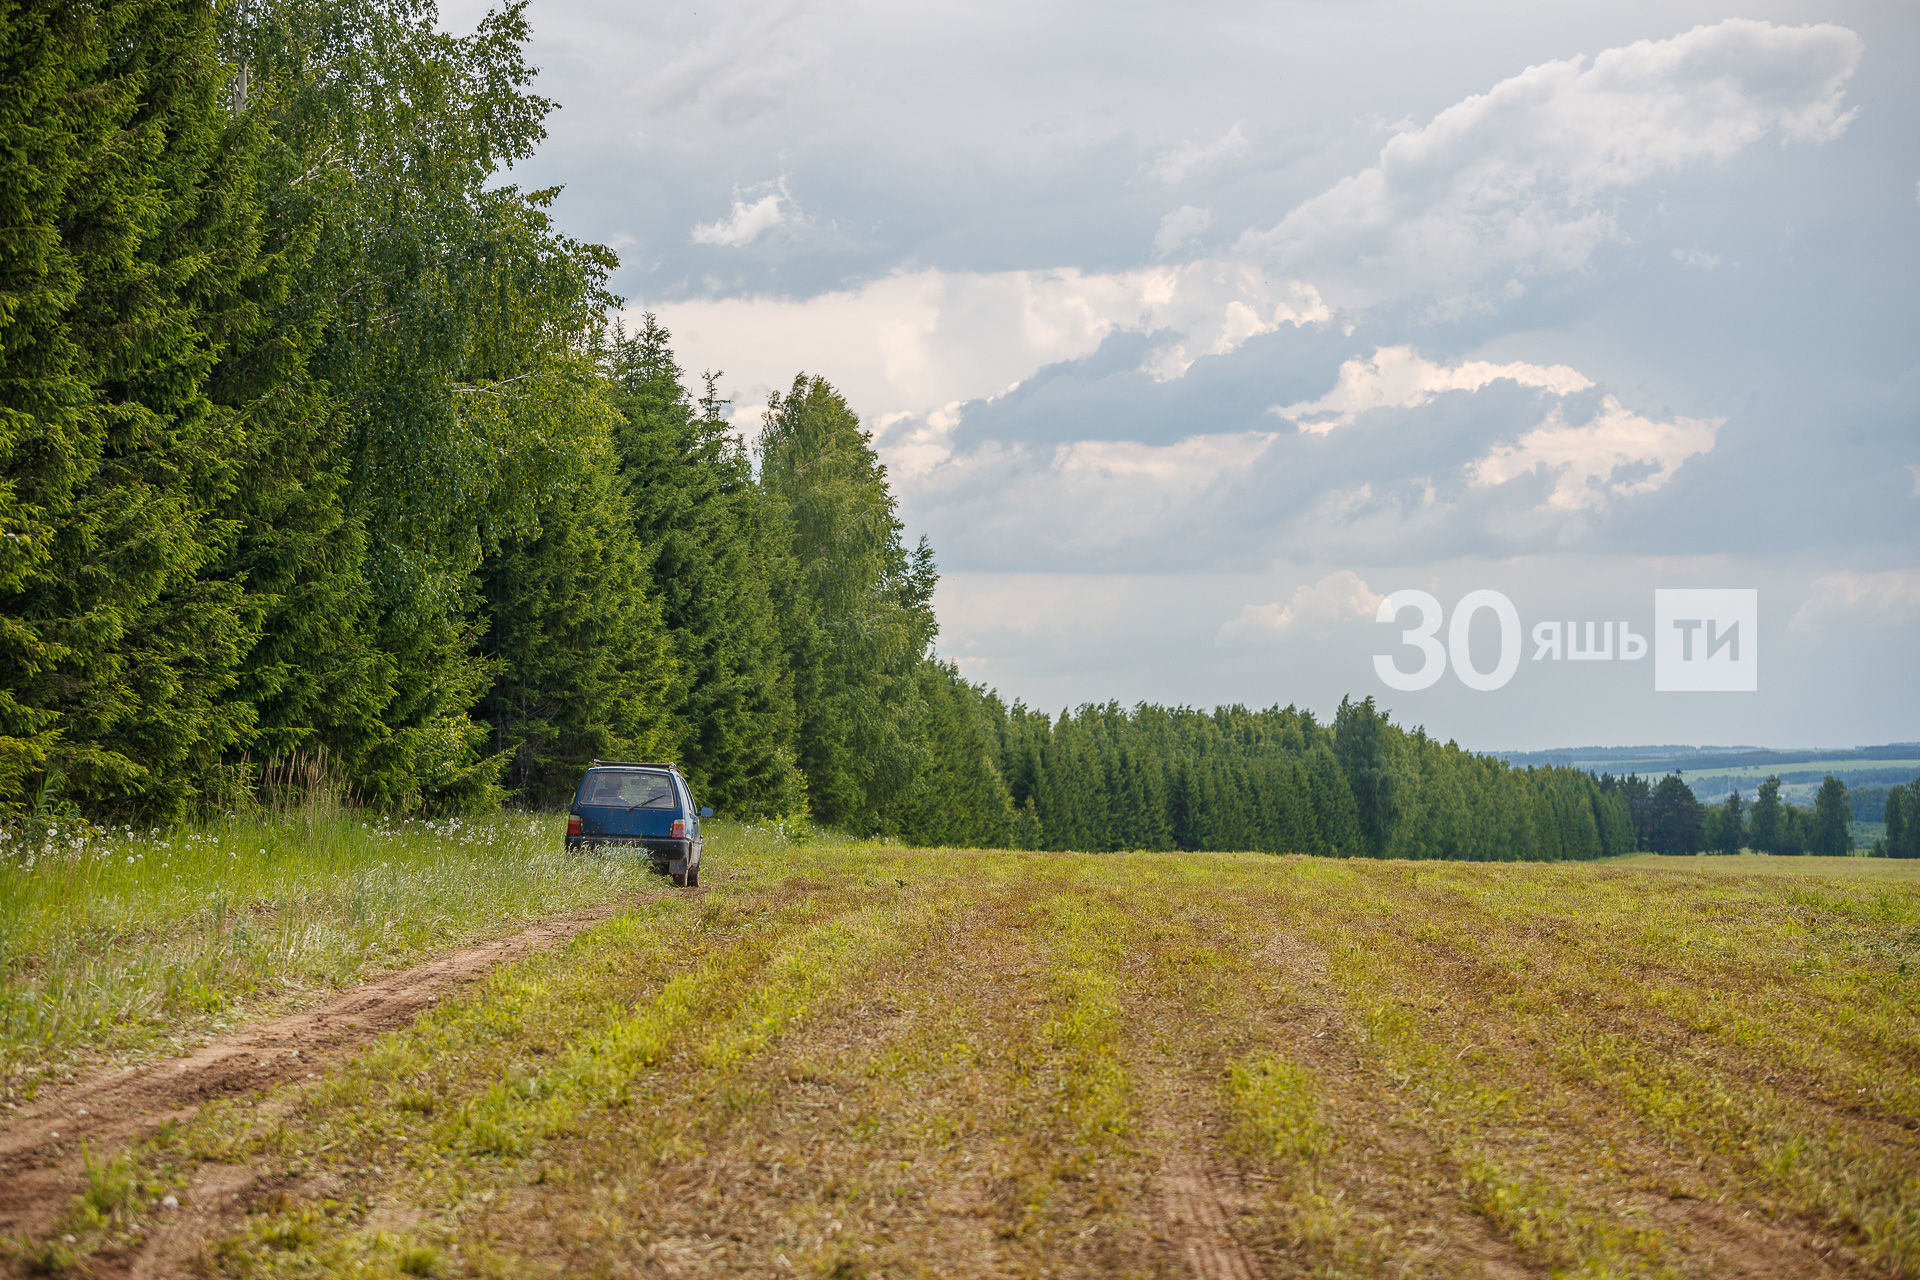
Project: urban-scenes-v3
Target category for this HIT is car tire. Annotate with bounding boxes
[686,860,700,888]
[671,865,690,887]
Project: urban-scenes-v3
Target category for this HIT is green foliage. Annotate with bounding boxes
[758,374,937,834]
[978,700,1625,861]
[1885,784,1916,859]
[1811,775,1853,857]
[1335,696,1398,856]
[1718,790,1745,855]
[477,429,680,806]
[1645,773,1703,855]
[0,0,278,822]
[1750,775,1785,853]
[603,317,803,816]
[889,662,1015,848]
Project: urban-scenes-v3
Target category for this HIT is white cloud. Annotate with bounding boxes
[910,430,1280,565]
[635,262,1327,471]
[1274,346,1593,433]
[1671,247,1721,269]
[1240,19,1861,305]
[1470,396,1721,510]
[1219,570,1384,641]
[1790,569,1920,632]
[1910,464,1920,496]
[1149,124,1249,184]
[690,177,798,247]
[1154,205,1213,257]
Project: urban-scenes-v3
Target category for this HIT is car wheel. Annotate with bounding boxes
[671,865,690,887]
[686,860,700,888]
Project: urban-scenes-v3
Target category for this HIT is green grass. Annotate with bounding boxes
[1612,851,1920,879]
[9,824,1920,1277]
[0,807,692,1098]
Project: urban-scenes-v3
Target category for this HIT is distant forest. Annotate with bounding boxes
[1612,771,1918,858]
[1,1,1908,861]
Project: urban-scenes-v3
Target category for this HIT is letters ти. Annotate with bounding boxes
[1652,589,1758,693]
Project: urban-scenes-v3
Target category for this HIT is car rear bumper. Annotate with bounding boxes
[567,834,685,854]
[566,835,697,870]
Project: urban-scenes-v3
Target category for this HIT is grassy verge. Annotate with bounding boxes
[0,809,835,1100]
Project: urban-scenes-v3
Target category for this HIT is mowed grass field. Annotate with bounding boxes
[6,826,1920,1278]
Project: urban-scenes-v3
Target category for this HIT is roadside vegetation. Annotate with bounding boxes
[9,830,1916,1278]
[0,808,667,1100]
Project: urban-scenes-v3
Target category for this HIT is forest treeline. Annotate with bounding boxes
[0,0,1725,863]
[1610,770,1919,858]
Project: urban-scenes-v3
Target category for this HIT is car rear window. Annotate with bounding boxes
[578,771,678,808]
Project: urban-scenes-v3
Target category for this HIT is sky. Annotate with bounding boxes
[439,0,1919,749]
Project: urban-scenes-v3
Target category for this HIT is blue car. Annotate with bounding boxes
[565,760,712,886]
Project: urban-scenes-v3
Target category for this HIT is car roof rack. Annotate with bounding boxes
[590,759,679,771]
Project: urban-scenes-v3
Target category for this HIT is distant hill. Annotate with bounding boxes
[1495,743,1920,806]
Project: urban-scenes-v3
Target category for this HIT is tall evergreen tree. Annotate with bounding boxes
[604,317,804,815]
[477,430,680,805]
[1715,791,1744,855]
[1335,695,1399,856]
[1749,775,1785,853]
[1810,775,1852,857]
[891,661,1014,847]
[0,0,263,820]
[1646,773,1704,855]
[1884,783,1914,859]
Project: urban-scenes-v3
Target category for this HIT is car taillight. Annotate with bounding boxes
[566,815,582,836]
[670,818,687,838]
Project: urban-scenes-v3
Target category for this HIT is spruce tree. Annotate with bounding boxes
[1749,776,1784,853]
[605,317,804,815]
[1335,695,1400,856]
[1717,791,1744,855]
[477,430,681,806]
[0,0,261,820]
[1811,776,1852,856]
[892,660,1014,847]
[1647,774,1704,854]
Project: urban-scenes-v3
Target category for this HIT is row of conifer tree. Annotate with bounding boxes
[1,0,1636,861]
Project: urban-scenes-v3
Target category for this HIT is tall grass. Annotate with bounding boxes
[0,807,672,1097]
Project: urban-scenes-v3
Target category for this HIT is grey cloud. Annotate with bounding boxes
[434,0,1920,743]
[1149,125,1250,185]
[1240,19,1864,310]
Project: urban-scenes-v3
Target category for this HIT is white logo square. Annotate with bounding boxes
[1654,589,1757,692]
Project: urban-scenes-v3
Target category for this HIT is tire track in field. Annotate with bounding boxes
[1104,893,1263,1280]
[0,901,638,1244]
[94,883,953,1280]
[1150,1137,1258,1280]
[441,877,1022,1277]
[1284,886,1865,1279]
[40,885,863,1280]
[1113,871,1540,1280]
